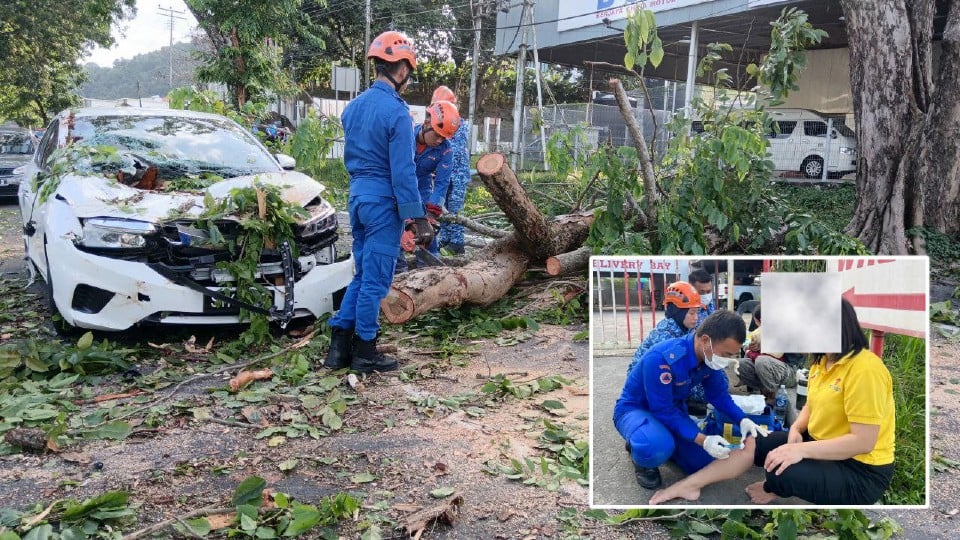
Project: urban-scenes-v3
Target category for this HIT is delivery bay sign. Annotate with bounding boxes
[558,0,717,32]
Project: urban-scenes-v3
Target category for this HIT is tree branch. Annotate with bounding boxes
[609,78,659,227]
[440,213,510,238]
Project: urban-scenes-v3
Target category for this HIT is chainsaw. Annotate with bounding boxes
[400,217,444,267]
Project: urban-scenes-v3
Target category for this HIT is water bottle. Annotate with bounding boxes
[795,369,808,410]
[774,384,788,428]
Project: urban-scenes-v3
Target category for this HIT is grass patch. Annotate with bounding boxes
[779,183,856,233]
[880,333,926,505]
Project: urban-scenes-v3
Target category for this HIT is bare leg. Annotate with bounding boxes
[745,480,778,504]
[649,437,757,505]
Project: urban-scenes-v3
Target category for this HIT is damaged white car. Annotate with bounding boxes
[18,107,353,331]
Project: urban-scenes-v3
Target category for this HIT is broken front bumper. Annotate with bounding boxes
[47,234,354,331]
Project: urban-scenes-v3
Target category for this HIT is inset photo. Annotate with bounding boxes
[590,256,928,509]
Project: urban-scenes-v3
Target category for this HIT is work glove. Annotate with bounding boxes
[703,435,732,460]
[405,217,436,247]
[740,418,769,440]
[425,202,443,218]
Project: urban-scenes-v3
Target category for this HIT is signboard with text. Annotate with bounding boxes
[590,257,689,276]
[558,0,717,32]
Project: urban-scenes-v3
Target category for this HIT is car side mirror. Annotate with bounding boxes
[831,128,838,139]
[275,153,296,170]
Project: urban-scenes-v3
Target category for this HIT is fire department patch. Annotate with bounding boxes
[660,372,673,385]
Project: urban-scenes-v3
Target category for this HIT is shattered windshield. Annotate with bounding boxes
[70,115,280,177]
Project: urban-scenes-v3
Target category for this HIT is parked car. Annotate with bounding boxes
[765,109,857,179]
[18,107,352,331]
[0,129,36,198]
[691,109,858,179]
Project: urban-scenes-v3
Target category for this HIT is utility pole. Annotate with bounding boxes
[510,0,530,170]
[467,0,487,158]
[364,0,372,89]
[157,5,187,89]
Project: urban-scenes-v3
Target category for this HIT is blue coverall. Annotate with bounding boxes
[396,125,453,272]
[613,333,746,474]
[625,318,691,375]
[329,80,424,341]
[413,124,453,257]
[437,121,470,251]
[689,300,720,403]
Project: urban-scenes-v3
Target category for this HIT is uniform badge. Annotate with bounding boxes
[660,372,673,385]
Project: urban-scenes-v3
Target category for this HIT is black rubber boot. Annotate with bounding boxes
[351,336,399,373]
[634,464,663,490]
[324,326,354,369]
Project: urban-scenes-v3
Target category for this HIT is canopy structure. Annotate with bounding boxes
[495,0,950,114]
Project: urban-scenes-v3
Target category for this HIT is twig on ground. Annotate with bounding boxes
[121,506,236,540]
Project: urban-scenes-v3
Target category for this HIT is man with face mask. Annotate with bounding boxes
[688,269,716,326]
[614,310,766,489]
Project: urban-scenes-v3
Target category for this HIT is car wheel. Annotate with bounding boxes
[801,156,824,179]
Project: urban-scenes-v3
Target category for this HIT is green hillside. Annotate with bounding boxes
[81,42,200,99]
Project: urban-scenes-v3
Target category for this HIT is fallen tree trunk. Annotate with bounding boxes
[382,215,592,323]
[476,153,560,260]
[546,246,592,276]
[381,154,593,323]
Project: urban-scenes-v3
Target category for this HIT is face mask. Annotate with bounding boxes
[704,339,732,370]
[700,293,713,305]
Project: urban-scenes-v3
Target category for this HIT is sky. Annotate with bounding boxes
[83,0,199,67]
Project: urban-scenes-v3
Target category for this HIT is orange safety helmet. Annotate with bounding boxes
[663,282,702,310]
[367,31,417,70]
[425,100,461,139]
[431,85,458,105]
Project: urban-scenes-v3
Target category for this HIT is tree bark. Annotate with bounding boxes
[476,153,590,259]
[841,0,960,253]
[609,78,658,228]
[546,246,592,276]
[382,216,593,323]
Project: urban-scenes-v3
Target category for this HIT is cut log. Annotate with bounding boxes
[381,154,594,323]
[546,246,593,276]
[382,216,592,323]
[476,153,556,260]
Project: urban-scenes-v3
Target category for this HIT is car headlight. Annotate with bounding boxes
[79,218,157,249]
[299,198,337,237]
[839,146,856,155]
[12,166,25,175]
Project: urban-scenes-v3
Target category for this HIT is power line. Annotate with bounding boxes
[157,5,187,88]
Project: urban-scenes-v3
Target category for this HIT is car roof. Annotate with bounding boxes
[59,107,234,123]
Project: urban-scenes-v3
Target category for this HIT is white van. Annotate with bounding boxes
[766,109,857,178]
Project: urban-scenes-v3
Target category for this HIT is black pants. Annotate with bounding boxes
[753,431,894,505]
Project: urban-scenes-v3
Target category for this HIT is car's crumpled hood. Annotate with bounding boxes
[57,171,325,222]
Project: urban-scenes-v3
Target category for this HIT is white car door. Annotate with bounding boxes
[20,119,61,279]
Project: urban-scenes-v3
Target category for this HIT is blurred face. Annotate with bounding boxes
[682,308,699,329]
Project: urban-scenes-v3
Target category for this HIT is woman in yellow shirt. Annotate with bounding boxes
[650,298,896,505]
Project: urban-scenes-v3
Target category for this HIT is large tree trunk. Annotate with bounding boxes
[841,0,960,253]
[381,155,593,323]
[381,217,592,323]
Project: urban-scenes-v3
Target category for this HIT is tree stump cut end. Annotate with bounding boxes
[476,153,506,176]
[380,288,416,324]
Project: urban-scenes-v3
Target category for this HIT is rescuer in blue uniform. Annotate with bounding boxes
[431,86,471,256]
[614,310,765,489]
[396,100,461,272]
[324,31,435,374]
